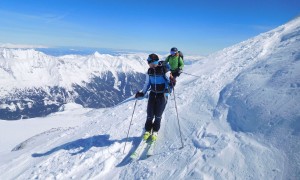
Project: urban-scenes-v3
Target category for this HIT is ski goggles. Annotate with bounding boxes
[170,51,177,55]
[147,57,159,64]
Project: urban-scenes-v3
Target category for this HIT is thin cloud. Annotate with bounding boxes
[0,9,69,24]
[249,24,275,32]
[226,22,275,32]
[0,43,48,48]
[44,12,70,23]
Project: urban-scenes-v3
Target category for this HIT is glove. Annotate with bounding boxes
[178,68,183,74]
[135,91,144,98]
[176,68,182,76]
[171,68,182,78]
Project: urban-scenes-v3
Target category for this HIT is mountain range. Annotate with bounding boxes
[0,49,148,120]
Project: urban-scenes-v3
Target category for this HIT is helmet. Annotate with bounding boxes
[147,54,159,64]
[170,47,178,55]
[170,47,178,52]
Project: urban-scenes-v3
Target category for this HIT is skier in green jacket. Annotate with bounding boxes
[165,47,184,86]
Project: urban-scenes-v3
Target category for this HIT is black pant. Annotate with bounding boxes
[145,92,168,132]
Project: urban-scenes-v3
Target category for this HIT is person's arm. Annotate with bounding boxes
[135,73,150,98]
[178,57,184,70]
[165,56,170,63]
[165,71,171,84]
[141,74,150,94]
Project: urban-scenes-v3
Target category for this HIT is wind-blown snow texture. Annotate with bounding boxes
[0,17,299,179]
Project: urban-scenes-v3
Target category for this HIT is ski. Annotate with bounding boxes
[130,132,158,160]
[130,139,148,160]
[146,140,156,157]
[146,132,157,157]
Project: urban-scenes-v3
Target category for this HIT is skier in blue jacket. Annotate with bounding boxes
[135,53,174,142]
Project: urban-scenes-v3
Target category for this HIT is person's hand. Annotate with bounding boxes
[135,91,144,98]
[170,76,176,85]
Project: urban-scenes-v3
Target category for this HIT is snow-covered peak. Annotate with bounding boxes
[93,51,103,58]
[0,48,49,60]
[0,49,148,94]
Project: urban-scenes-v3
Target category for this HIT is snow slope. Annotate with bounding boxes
[0,17,299,179]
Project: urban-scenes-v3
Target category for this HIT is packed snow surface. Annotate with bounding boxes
[0,17,299,179]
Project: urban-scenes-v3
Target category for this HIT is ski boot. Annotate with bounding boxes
[143,131,151,140]
[151,132,158,142]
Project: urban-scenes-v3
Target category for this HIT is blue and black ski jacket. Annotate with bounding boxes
[141,62,171,95]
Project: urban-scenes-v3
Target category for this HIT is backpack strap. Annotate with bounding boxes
[178,56,180,69]
[158,60,170,72]
[178,51,183,69]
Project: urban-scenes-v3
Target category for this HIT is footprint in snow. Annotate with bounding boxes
[192,130,229,161]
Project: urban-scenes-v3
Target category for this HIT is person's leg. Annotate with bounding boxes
[145,92,155,132]
[152,93,168,132]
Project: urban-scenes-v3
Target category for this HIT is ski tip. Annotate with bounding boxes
[130,156,137,160]
[130,153,138,160]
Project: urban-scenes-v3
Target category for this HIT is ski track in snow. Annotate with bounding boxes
[1,17,300,179]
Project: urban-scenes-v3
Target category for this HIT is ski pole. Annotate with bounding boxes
[123,99,138,154]
[182,72,202,78]
[172,84,184,148]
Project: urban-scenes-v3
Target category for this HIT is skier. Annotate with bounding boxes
[135,53,173,142]
[164,47,184,86]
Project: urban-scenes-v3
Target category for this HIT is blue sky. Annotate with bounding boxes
[0,0,299,55]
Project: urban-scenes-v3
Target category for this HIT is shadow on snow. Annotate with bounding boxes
[32,134,140,157]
